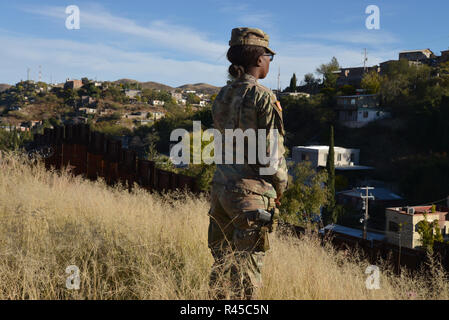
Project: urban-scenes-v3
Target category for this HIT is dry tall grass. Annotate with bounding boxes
[0,150,448,300]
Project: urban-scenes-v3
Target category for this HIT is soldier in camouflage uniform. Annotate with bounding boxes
[208,27,288,300]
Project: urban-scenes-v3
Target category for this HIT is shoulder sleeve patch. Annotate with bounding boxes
[275,101,282,112]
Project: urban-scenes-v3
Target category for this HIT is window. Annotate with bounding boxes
[363,111,369,118]
[389,221,400,232]
[337,153,342,161]
[350,153,355,162]
[301,153,310,161]
[415,224,420,232]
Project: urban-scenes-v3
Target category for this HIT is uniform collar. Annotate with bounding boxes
[240,73,258,83]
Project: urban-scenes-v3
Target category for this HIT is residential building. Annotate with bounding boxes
[81,96,96,107]
[279,92,310,98]
[99,109,114,116]
[337,187,403,210]
[171,92,183,100]
[379,60,397,75]
[125,90,141,99]
[399,49,436,63]
[440,50,449,64]
[124,111,148,120]
[336,66,380,88]
[336,187,404,229]
[336,94,390,128]
[64,79,83,90]
[292,145,370,169]
[320,224,386,242]
[151,100,165,106]
[385,205,449,249]
[78,107,97,115]
[135,119,154,126]
[148,111,165,120]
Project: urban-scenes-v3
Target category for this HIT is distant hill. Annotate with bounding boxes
[141,81,174,91]
[113,79,220,94]
[0,84,11,92]
[114,79,173,91]
[177,83,221,95]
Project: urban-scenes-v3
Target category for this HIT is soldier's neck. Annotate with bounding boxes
[246,67,263,80]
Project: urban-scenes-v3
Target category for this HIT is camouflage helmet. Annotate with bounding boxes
[229,27,276,55]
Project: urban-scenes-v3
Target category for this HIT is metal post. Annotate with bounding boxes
[358,186,375,240]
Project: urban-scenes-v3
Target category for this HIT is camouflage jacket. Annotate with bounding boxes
[211,73,288,198]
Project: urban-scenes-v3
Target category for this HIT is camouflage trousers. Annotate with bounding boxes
[208,183,276,300]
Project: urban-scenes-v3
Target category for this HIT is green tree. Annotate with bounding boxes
[323,125,336,225]
[280,161,329,228]
[361,70,381,94]
[416,214,444,252]
[316,57,340,88]
[289,73,297,92]
[186,93,201,105]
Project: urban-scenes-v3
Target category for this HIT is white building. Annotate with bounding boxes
[171,92,183,100]
[125,90,141,99]
[336,95,391,128]
[149,111,165,120]
[292,146,361,168]
[385,205,449,249]
[78,107,97,114]
[151,100,165,106]
[279,92,310,99]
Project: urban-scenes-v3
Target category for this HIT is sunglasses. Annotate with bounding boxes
[263,53,274,62]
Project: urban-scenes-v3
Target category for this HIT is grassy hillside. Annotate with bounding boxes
[0,84,11,92]
[0,151,448,300]
[114,79,174,91]
[177,83,221,95]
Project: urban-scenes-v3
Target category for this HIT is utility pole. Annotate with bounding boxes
[277,67,281,93]
[363,48,368,72]
[358,186,375,240]
[27,67,30,82]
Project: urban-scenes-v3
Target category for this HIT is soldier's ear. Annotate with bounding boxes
[256,55,264,67]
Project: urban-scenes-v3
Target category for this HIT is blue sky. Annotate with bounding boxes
[0,0,448,89]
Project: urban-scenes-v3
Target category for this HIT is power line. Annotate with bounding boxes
[358,186,375,240]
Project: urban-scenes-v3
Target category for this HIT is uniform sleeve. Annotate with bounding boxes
[255,90,288,196]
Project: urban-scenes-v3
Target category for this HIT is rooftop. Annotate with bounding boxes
[337,187,402,200]
[294,145,359,152]
[337,94,378,98]
[387,205,449,216]
[333,165,375,171]
[320,224,386,242]
[399,49,433,54]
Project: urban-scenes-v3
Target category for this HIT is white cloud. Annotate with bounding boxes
[0,33,227,86]
[21,4,228,61]
[299,30,399,45]
[3,6,400,90]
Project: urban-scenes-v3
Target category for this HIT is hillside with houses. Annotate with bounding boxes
[1,45,449,253]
